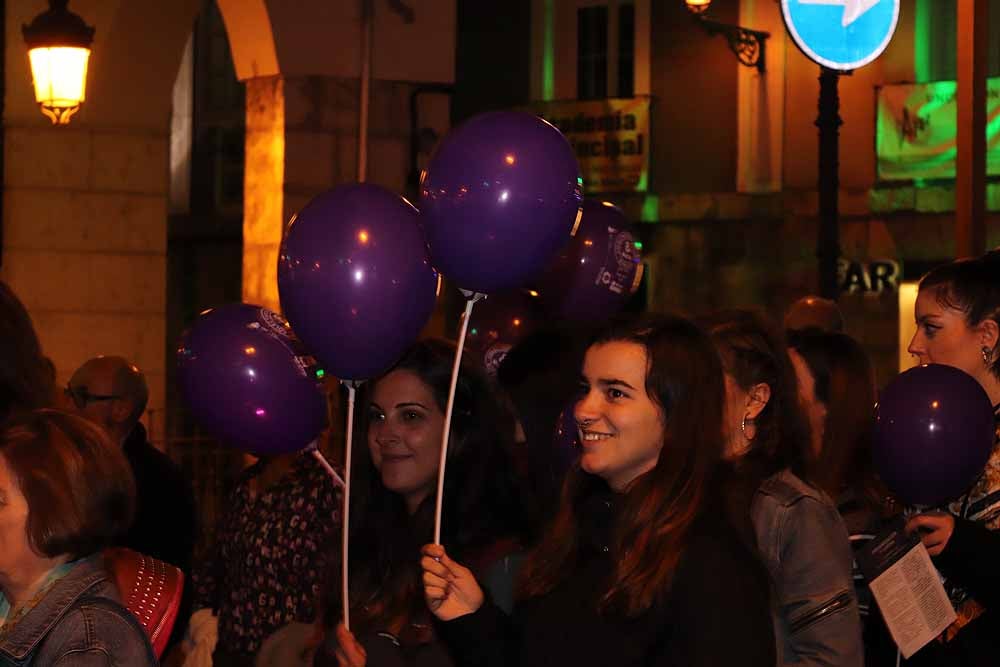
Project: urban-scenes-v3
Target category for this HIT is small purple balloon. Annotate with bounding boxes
[874,364,996,507]
[467,290,541,374]
[278,184,439,381]
[176,304,328,456]
[535,199,643,321]
[420,111,583,293]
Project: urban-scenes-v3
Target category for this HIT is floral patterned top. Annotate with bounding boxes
[192,451,342,658]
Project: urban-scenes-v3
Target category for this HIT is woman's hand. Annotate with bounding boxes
[906,512,956,557]
[420,544,485,621]
[334,623,366,667]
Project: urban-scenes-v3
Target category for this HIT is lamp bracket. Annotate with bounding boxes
[694,16,769,73]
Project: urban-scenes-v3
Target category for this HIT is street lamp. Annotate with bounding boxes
[22,0,95,125]
[684,0,769,73]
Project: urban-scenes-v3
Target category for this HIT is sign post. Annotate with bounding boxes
[781,0,900,298]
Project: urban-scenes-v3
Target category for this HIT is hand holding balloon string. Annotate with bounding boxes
[420,544,485,621]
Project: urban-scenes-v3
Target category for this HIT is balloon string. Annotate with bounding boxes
[433,295,482,545]
[341,382,357,631]
[310,449,345,488]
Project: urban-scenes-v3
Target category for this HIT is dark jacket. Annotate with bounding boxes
[120,423,198,573]
[752,469,864,667]
[903,408,1000,667]
[439,484,775,667]
[0,556,156,667]
[903,517,1000,667]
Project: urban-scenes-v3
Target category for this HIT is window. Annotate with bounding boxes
[578,6,608,99]
[917,0,1000,82]
[618,3,635,97]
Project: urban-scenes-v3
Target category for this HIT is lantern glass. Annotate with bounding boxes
[686,0,712,14]
[28,46,90,124]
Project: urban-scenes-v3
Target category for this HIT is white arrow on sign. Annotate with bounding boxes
[798,0,880,27]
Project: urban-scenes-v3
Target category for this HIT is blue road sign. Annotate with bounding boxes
[781,0,900,71]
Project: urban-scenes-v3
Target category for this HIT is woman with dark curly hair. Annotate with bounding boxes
[320,339,526,667]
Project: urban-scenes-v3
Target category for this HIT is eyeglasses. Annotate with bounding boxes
[64,384,121,410]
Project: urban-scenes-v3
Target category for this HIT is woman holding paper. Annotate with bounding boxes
[419,316,775,667]
[903,249,1000,666]
[318,339,526,667]
[706,311,864,666]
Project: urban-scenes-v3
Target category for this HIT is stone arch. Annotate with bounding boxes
[215,0,279,81]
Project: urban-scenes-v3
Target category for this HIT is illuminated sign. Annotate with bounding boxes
[781,0,900,71]
[529,97,650,194]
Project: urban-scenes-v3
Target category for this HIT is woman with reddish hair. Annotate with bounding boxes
[0,409,155,666]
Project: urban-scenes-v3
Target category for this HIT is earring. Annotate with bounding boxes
[984,347,994,366]
[741,414,754,441]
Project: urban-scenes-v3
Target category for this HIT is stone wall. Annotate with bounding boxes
[2,125,170,439]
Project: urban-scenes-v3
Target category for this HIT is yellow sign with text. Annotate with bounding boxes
[530,98,650,194]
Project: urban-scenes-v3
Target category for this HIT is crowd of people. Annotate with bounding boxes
[0,247,997,667]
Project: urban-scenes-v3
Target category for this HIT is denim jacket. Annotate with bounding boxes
[751,469,864,667]
[0,556,157,667]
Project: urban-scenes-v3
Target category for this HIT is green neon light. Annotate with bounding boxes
[641,195,659,222]
[634,241,643,250]
[316,369,325,379]
[542,0,555,101]
[914,0,932,83]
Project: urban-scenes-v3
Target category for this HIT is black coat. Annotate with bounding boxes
[904,408,1000,667]
[904,517,1000,667]
[119,423,198,572]
[440,484,776,667]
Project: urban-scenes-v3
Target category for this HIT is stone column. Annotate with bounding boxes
[240,74,449,318]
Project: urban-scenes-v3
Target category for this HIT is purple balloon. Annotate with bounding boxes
[176,304,328,456]
[535,199,643,321]
[874,364,996,506]
[420,111,583,293]
[466,290,541,374]
[278,184,439,381]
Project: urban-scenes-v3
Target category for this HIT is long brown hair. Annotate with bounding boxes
[788,328,882,506]
[0,281,53,421]
[322,339,525,640]
[516,315,725,617]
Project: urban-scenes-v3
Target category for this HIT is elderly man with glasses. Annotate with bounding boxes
[66,356,198,652]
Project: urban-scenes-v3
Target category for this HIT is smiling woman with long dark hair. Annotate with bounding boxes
[318,338,526,666]
[418,315,774,667]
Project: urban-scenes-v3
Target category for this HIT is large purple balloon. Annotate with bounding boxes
[535,199,643,321]
[874,364,996,506]
[420,111,583,293]
[278,184,439,381]
[176,304,328,456]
